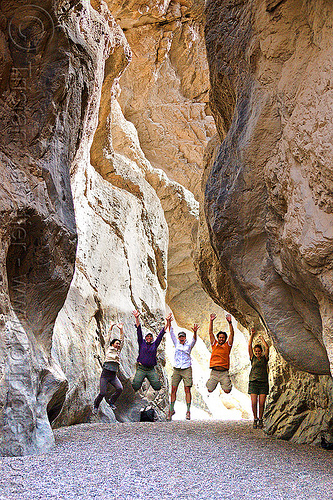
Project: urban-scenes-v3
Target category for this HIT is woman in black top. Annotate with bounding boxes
[248,327,269,429]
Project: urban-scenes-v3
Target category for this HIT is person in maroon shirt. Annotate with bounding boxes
[132,310,171,392]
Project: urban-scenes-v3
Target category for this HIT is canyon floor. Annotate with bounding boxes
[0,420,332,500]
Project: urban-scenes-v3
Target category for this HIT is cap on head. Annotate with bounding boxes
[178,331,186,338]
[145,332,153,338]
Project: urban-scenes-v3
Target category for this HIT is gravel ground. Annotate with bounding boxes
[0,420,332,500]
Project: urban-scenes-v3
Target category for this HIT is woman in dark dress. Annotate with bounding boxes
[248,327,269,429]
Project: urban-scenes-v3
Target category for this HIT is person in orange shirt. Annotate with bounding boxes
[206,313,234,394]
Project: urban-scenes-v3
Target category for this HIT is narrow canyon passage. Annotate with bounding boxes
[1,420,332,500]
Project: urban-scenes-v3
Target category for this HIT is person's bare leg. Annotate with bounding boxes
[185,386,191,420]
[169,385,177,419]
[250,393,258,427]
[258,394,267,428]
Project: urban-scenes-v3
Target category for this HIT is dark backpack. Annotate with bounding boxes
[140,406,156,422]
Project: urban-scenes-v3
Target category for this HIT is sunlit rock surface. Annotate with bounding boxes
[111,0,219,333]
[52,0,170,425]
[203,0,333,376]
[52,0,252,427]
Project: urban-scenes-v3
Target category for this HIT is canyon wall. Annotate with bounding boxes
[3,0,333,455]
[51,0,243,428]
[199,0,333,441]
[0,0,112,455]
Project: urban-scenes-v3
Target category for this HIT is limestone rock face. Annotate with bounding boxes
[111,0,219,334]
[52,0,253,427]
[203,0,333,376]
[52,7,170,424]
[0,0,114,455]
[265,348,333,444]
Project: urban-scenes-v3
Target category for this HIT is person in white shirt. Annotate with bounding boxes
[167,315,199,420]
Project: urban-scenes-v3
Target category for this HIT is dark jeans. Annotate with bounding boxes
[94,367,123,409]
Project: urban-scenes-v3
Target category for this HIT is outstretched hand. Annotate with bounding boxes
[117,322,124,330]
[210,313,216,321]
[192,323,199,333]
[226,314,232,324]
[250,327,256,335]
[132,310,140,318]
[166,312,173,323]
[109,322,116,331]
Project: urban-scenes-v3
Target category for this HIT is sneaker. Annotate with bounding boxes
[258,419,263,429]
[186,411,191,420]
[253,419,258,429]
[109,403,116,411]
[92,406,99,415]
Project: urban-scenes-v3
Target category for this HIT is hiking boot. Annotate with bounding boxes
[109,403,116,411]
[186,411,191,420]
[258,419,263,429]
[253,419,258,429]
[92,406,99,415]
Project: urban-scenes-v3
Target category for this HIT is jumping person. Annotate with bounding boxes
[93,322,124,414]
[206,313,234,395]
[132,310,170,392]
[168,315,199,420]
[248,327,269,429]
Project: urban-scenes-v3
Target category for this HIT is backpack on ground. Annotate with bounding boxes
[140,405,157,422]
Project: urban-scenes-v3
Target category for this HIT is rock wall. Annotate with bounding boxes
[0,0,114,455]
[51,0,254,428]
[200,0,333,441]
[265,348,333,444]
[203,0,333,375]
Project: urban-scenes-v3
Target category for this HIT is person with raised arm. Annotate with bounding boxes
[248,327,270,429]
[168,314,199,421]
[206,313,234,395]
[93,322,124,414]
[131,310,170,392]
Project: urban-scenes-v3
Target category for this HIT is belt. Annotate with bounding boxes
[210,367,228,372]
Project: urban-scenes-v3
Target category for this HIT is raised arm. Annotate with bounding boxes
[226,314,234,347]
[165,313,172,331]
[117,322,125,349]
[259,334,269,359]
[209,313,216,346]
[166,313,177,346]
[248,327,255,359]
[105,322,116,348]
[155,324,166,347]
[190,323,199,349]
[132,309,141,327]
[132,310,142,344]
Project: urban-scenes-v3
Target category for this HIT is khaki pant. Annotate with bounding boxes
[206,369,232,393]
[171,366,193,388]
[132,365,161,391]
